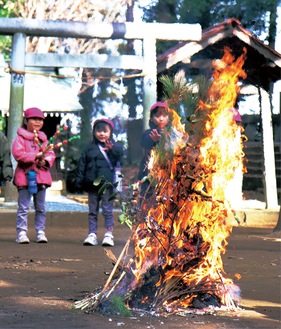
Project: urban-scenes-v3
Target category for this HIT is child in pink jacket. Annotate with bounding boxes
[12,107,55,244]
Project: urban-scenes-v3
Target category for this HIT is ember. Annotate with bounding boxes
[74,47,247,316]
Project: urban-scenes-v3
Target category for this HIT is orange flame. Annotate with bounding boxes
[129,47,247,312]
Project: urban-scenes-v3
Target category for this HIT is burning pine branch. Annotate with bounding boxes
[74,47,247,316]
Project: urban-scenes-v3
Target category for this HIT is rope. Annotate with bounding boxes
[5,66,146,81]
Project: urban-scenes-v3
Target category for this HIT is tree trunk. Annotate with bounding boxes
[267,0,278,48]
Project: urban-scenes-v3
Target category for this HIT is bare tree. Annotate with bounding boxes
[7,0,137,98]
[15,0,132,54]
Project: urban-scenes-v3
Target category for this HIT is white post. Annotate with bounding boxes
[143,36,157,130]
[260,88,278,209]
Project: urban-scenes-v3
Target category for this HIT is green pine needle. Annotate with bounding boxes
[108,295,131,316]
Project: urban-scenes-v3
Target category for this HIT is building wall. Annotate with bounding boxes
[242,114,280,143]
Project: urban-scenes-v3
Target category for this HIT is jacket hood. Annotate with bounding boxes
[17,127,47,142]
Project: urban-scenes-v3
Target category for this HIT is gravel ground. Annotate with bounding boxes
[45,192,88,212]
[0,191,89,213]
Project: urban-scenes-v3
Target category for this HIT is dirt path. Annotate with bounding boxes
[0,211,280,329]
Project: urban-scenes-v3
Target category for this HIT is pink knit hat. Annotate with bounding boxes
[24,107,45,119]
[93,118,114,130]
[150,101,168,111]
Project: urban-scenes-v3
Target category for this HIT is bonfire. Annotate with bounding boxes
[74,47,247,316]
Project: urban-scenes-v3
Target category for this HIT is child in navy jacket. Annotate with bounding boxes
[76,118,123,246]
[138,101,170,196]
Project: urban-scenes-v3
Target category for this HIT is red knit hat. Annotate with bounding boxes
[150,101,168,111]
[24,107,45,119]
[93,118,114,130]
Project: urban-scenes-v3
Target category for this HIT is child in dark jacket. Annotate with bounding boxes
[138,101,170,196]
[76,118,123,246]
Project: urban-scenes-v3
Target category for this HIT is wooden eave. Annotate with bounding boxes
[157,18,281,91]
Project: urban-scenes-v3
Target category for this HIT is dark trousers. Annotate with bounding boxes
[88,187,114,235]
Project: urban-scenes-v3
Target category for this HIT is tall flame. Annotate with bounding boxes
[129,47,247,311]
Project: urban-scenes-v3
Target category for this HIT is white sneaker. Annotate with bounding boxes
[102,232,114,247]
[36,231,48,243]
[83,233,98,246]
[16,231,30,244]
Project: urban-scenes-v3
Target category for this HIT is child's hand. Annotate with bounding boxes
[37,159,46,167]
[36,152,43,159]
[150,129,161,142]
[104,140,113,150]
[36,152,46,167]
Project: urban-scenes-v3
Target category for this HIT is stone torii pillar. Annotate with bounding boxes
[5,33,26,202]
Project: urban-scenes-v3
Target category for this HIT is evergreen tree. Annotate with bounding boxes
[141,0,281,53]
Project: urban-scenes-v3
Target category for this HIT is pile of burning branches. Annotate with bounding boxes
[73,48,247,316]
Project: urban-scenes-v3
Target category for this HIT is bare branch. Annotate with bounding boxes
[13,0,134,54]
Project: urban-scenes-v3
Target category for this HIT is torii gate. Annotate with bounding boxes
[0,18,202,141]
[0,18,202,201]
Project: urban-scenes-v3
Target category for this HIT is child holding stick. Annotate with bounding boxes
[12,107,55,244]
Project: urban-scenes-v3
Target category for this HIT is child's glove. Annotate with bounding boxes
[104,140,113,150]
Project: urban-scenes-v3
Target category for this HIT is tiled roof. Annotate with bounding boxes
[157,18,281,90]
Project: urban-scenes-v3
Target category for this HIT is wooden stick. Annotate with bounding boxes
[106,271,127,300]
[91,237,131,310]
